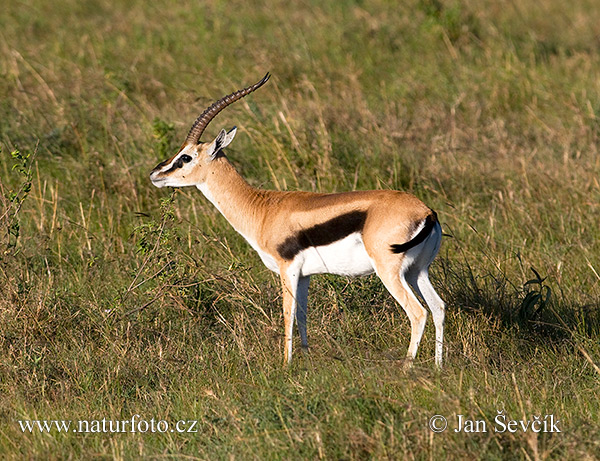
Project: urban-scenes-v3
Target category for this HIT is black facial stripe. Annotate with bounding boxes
[163,155,187,173]
[277,210,368,260]
[155,159,170,169]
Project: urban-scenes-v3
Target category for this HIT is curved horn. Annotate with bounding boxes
[185,72,271,145]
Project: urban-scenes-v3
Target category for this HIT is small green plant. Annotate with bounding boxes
[135,194,177,257]
[120,192,187,314]
[1,147,34,253]
[518,267,552,322]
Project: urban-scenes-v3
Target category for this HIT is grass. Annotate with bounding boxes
[1,0,600,458]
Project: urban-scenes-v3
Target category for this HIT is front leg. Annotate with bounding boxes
[280,267,301,366]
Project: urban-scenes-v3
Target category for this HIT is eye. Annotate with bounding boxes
[180,154,192,163]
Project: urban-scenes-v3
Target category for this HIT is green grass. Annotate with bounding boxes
[1,0,600,458]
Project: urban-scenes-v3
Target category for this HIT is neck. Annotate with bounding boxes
[197,156,265,241]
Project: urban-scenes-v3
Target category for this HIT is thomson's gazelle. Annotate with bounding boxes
[150,73,446,367]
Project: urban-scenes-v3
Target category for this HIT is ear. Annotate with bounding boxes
[207,127,237,160]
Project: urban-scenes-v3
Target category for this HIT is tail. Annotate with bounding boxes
[390,211,438,254]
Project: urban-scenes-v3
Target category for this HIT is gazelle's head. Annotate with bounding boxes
[150,73,270,188]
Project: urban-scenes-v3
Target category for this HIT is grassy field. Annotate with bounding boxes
[1,0,600,458]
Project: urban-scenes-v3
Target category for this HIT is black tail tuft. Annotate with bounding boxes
[390,212,438,254]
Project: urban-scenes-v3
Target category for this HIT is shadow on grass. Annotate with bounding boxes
[438,255,600,345]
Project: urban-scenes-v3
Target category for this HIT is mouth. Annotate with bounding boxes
[149,171,167,188]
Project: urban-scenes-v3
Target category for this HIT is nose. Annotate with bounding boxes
[149,168,166,186]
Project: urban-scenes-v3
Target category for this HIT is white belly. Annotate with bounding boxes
[245,232,374,278]
[296,232,375,277]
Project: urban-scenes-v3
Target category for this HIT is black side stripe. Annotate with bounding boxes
[277,210,368,261]
[390,212,438,254]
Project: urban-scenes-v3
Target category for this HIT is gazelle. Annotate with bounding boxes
[150,73,446,367]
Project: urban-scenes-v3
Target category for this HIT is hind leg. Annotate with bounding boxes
[375,260,429,365]
[418,272,445,367]
[407,267,445,367]
[406,226,445,367]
